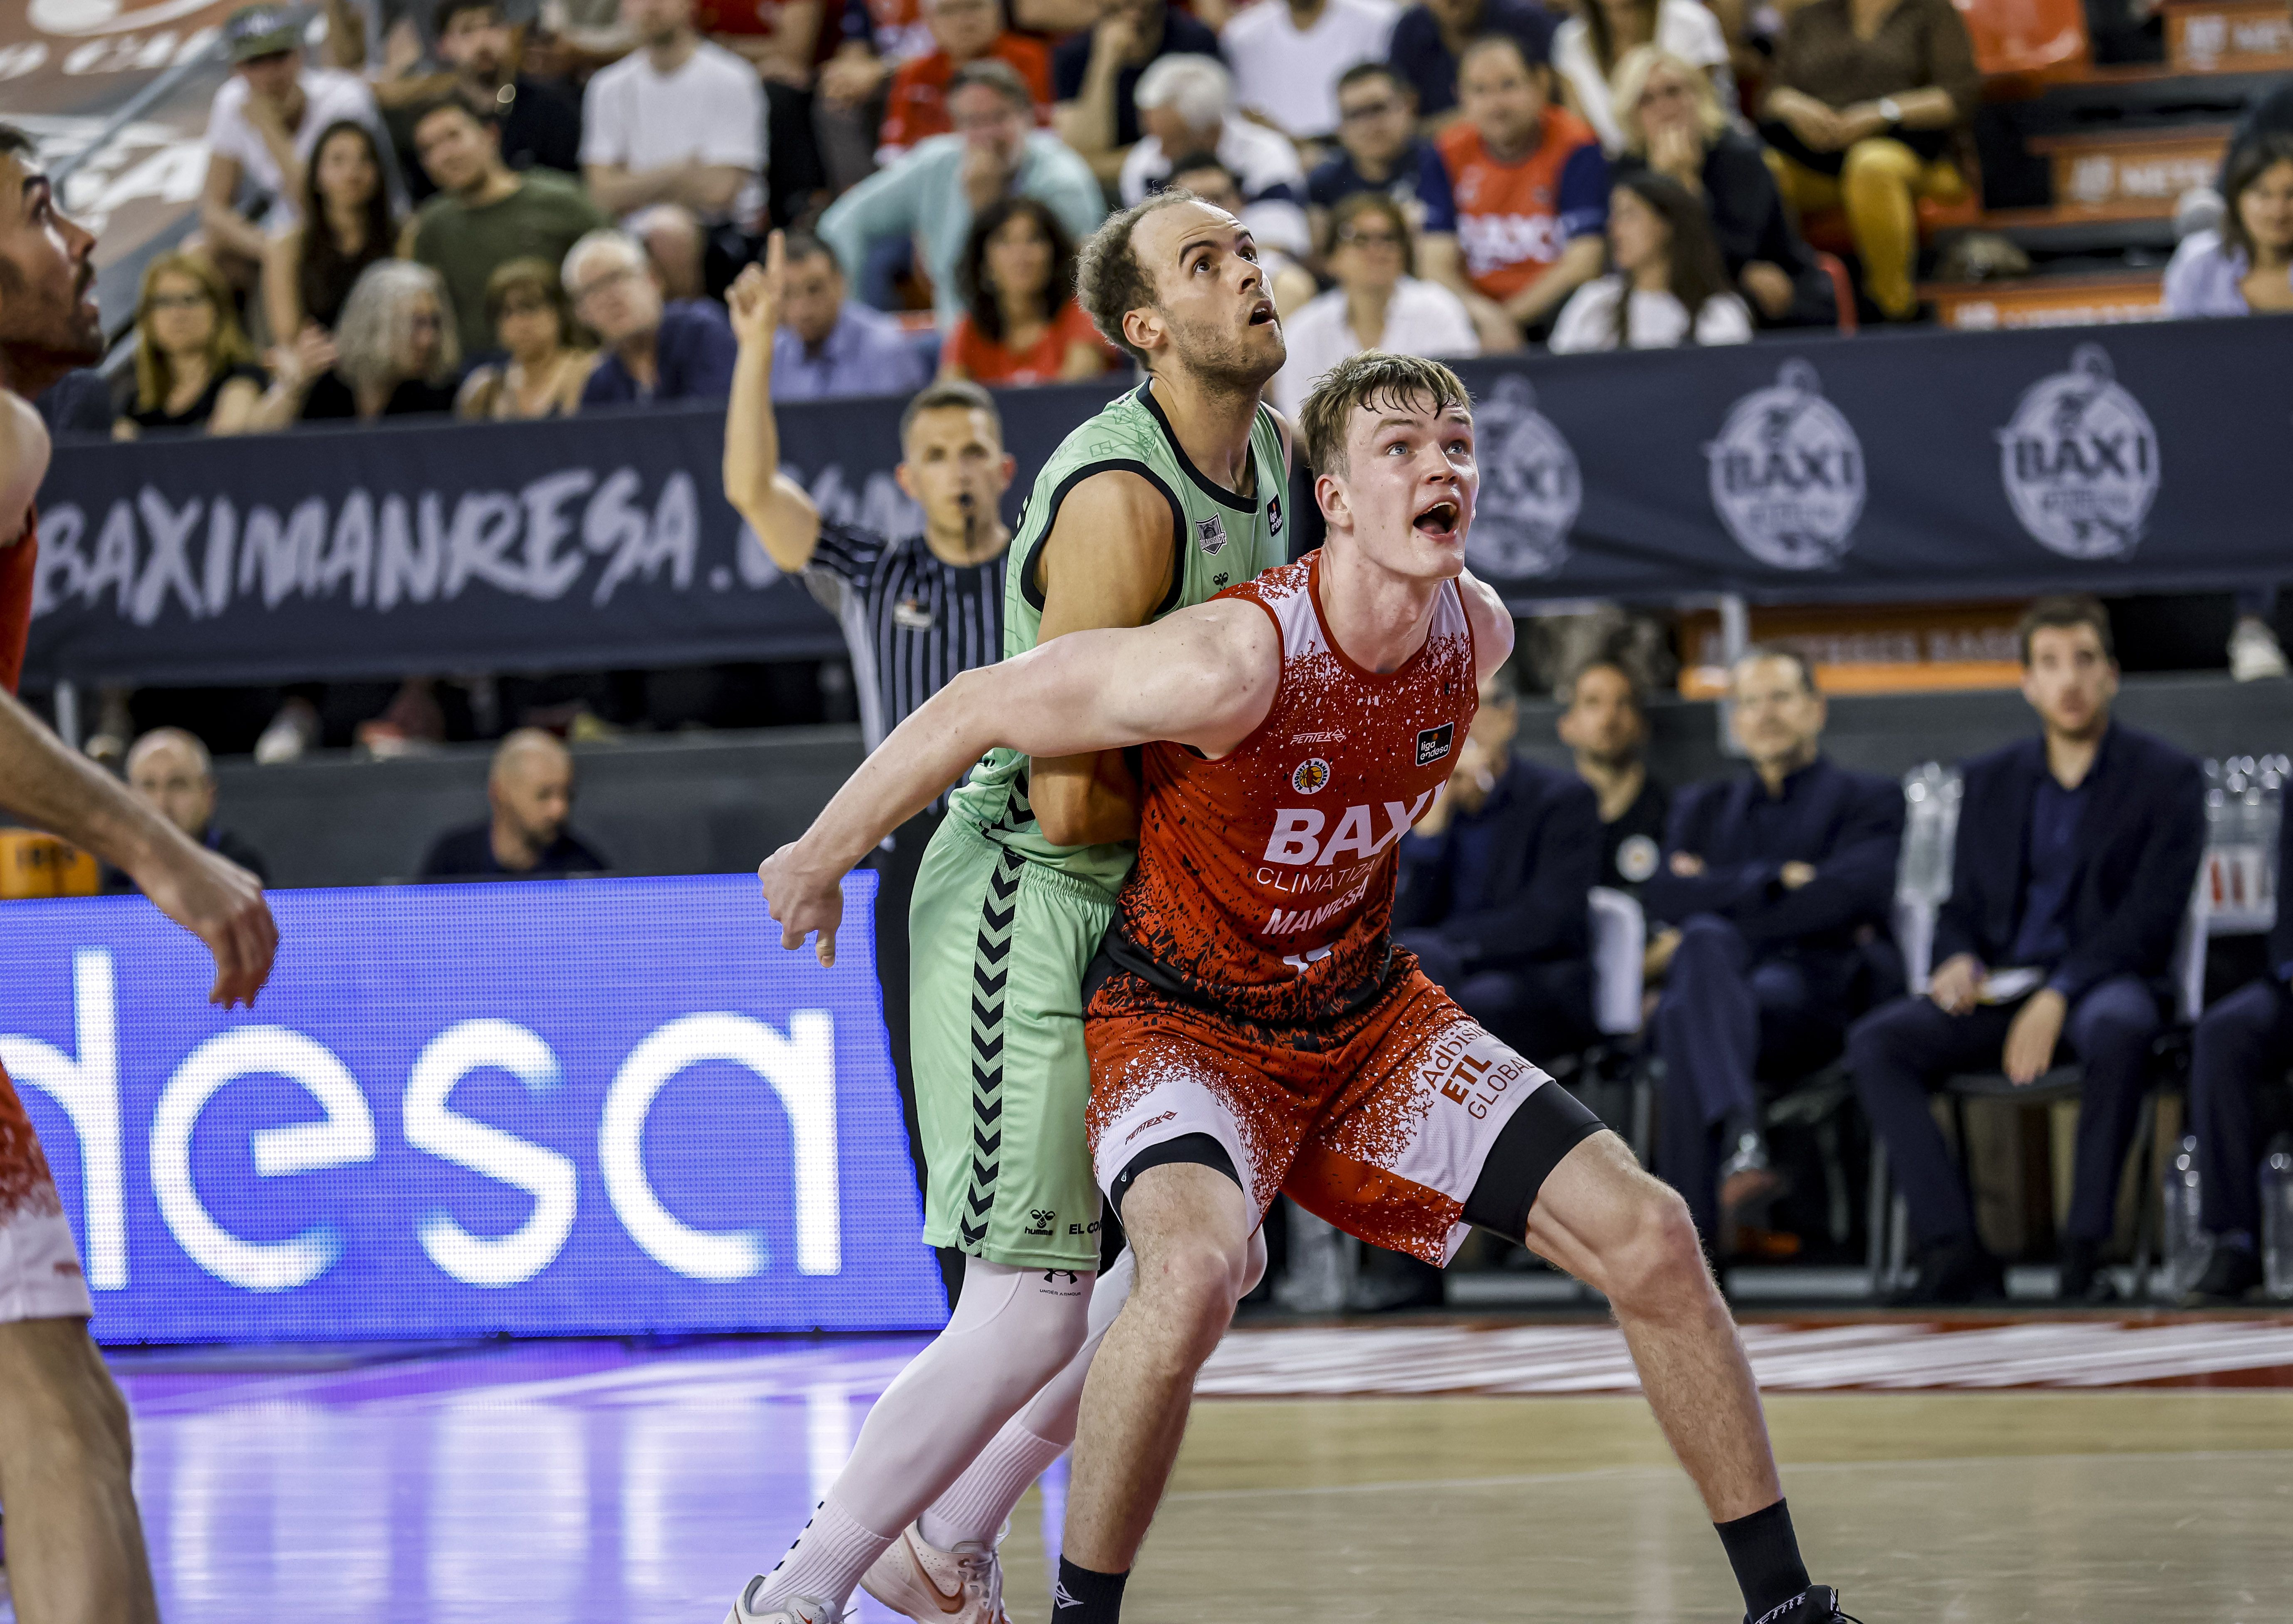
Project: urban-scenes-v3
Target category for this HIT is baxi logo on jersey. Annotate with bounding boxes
[1465,375,1580,580]
[1291,757,1331,794]
[1194,515,1229,555]
[1996,343,2160,562]
[1706,359,1865,571]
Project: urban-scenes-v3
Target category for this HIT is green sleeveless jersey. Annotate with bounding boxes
[948,379,1292,889]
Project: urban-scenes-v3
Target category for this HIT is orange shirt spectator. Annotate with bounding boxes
[879,0,1055,160]
[1439,102,1609,302]
[942,297,1112,383]
[940,196,1115,385]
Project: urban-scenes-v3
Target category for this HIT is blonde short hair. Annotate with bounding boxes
[1611,48,1730,158]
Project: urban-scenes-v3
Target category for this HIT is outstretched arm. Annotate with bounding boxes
[758,600,1278,963]
[722,235,823,571]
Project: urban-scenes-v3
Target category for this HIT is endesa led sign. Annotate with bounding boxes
[0,874,945,1342]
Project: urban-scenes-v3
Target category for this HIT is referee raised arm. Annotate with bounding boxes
[725,235,1014,1306]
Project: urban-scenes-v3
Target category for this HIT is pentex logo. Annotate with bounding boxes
[1996,342,2159,562]
[1466,375,1579,579]
[1416,723,1454,767]
[1291,757,1331,794]
[1194,514,1228,555]
[1705,359,1865,571]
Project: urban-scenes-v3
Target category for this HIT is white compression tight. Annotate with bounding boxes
[917,1225,1266,1549]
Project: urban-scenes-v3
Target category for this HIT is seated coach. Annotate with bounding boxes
[1642,646,1903,1248]
[1395,657,1602,1064]
[1849,597,2203,1306]
[2184,795,2293,1305]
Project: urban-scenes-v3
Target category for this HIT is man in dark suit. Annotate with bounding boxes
[1396,656,1602,1065]
[2183,799,2293,1305]
[1643,647,1904,1250]
[1849,597,2204,1305]
[1558,655,1669,897]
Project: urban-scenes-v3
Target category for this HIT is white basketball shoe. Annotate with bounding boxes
[723,1576,841,1624]
[859,1523,1012,1623]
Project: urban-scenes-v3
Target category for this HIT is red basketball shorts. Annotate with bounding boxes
[0,1057,93,1322]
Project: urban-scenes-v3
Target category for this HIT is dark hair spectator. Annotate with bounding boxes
[262,118,397,349]
[1218,0,1402,144]
[1551,0,1732,153]
[1386,0,1562,121]
[1557,656,1671,896]
[2015,595,2114,664]
[944,197,1113,386]
[1758,0,1979,322]
[1052,0,1226,190]
[1440,34,1609,347]
[456,258,599,420]
[1271,192,1478,418]
[416,0,585,205]
[878,0,1055,160]
[2165,134,2293,319]
[767,232,934,402]
[1612,47,1836,329]
[579,0,767,227]
[295,259,463,422]
[1549,170,1752,352]
[1849,599,2204,1307]
[119,253,300,438]
[567,228,742,407]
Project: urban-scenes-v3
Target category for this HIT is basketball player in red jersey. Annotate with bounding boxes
[760,352,1854,1624]
[0,124,279,1624]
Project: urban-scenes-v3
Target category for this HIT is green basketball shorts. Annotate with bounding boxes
[909,811,1117,1272]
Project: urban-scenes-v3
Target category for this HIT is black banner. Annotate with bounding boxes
[28,317,2291,688]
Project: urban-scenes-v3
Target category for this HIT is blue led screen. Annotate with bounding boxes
[0,874,946,1342]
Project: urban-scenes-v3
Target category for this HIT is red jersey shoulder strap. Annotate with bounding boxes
[0,509,37,698]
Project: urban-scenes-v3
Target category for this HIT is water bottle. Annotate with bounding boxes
[2263,1136,2293,1301]
[2160,1135,2208,1300]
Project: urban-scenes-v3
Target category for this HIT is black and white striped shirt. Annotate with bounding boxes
[808,522,1005,806]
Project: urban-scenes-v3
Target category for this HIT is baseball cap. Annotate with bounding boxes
[226,5,302,62]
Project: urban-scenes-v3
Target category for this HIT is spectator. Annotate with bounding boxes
[116,253,302,438]
[1440,35,1607,343]
[108,729,270,893]
[1387,0,1562,123]
[1395,657,1602,1064]
[630,202,710,302]
[568,228,742,405]
[1548,170,1753,352]
[582,0,768,227]
[1613,46,1836,329]
[296,260,463,421]
[877,0,1055,161]
[1551,0,1729,153]
[1053,0,1225,189]
[1642,646,1903,1250]
[1119,55,1310,259]
[1220,0,1401,144]
[456,257,600,418]
[262,119,398,349]
[770,232,934,401]
[417,0,586,202]
[1270,192,1476,417]
[199,6,400,287]
[1758,0,1978,322]
[820,59,1106,329]
[2163,134,2293,318]
[1165,153,1319,312]
[406,98,611,359]
[943,197,1114,385]
[2182,795,2293,1305]
[419,728,611,878]
[1556,655,1669,896]
[1849,598,2204,1306]
[1310,64,1456,253]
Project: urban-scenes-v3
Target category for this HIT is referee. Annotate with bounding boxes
[725,235,1013,1308]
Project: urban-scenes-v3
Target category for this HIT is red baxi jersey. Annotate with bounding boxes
[1103,552,1477,1027]
[0,515,35,696]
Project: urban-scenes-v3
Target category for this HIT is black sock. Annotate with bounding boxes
[1052,1556,1128,1623]
[1715,1497,1811,1620]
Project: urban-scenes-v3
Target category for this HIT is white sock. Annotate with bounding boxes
[751,1260,1092,1611]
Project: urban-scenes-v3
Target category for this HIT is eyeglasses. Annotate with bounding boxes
[410,310,443,331]
[1638,79,1695,106]
[1336,227,1404,248]
[147,292,211,312]
[570,263,639,302]
[1338,98,1403,124]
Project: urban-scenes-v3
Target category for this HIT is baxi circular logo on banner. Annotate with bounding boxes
[1465,374,1580,580]
[1996,342,2159,561]
[1704,359,1865,571]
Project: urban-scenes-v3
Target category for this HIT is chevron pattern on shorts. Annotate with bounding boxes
[960,846,1023,1249]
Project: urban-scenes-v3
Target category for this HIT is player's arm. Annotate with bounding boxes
[1459,568,1516,683]
[0,687,276,1006]
[1027,468,1182,848]
[0,391,49,545]
[759,601,1278,963]
[721,239,823,572]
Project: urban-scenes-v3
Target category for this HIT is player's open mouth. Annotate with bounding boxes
[1247,300,1276,326]
[1413,500,1461,535]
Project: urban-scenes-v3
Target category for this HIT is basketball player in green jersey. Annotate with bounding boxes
[728,191,1293,1624]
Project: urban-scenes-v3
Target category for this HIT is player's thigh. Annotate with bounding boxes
[1519,1129,1704,1297]
[0,1317,131,1465]
[1289,974,1605,1265]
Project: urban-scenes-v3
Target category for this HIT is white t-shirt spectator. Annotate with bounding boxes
[1548,273,1753,352]
[1552,0,1732,152]
[1119,119,1311,256]
[1271,275,1478,416]
[581,40,768,225]
[205,67,396,230]
[1221,0,1402,141]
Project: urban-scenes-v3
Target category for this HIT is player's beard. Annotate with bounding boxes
[0,255,104,394]
[1164,307,1283,402]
